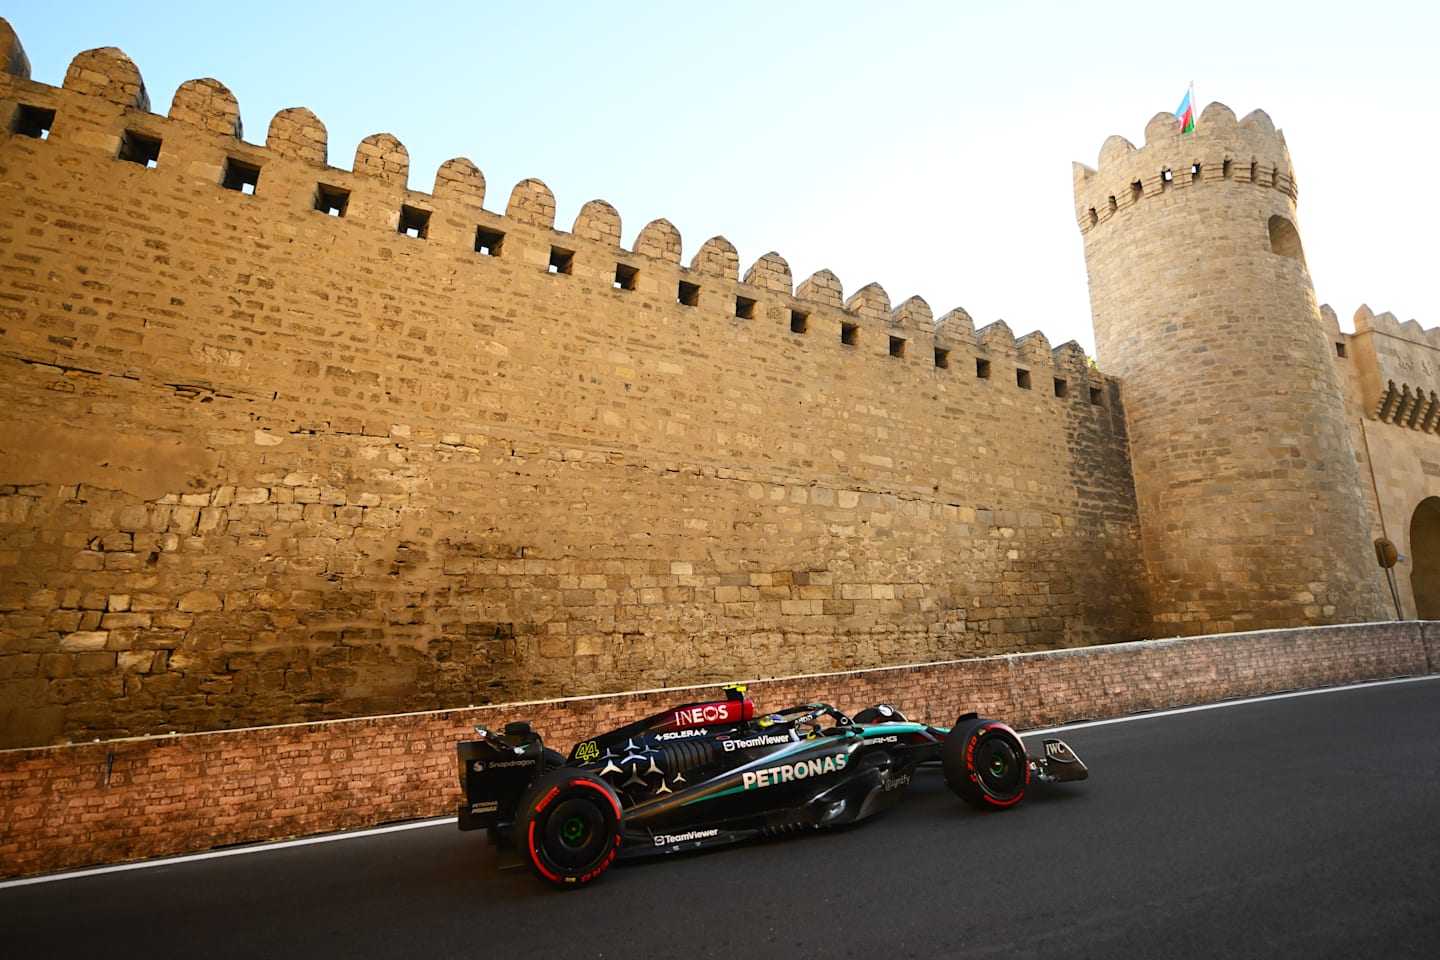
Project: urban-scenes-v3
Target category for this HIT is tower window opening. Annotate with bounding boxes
[1161,168,1173,189]
[315,183,349,217]
[1130,179,1143,201]
[548,246,574,274]
[1249,161,1258,182]
[889,336,907,359]
[934,347,950,369]
[12,104,55,139]
[1223,159,1233,179]
[976,358,991,380]
[614,263,639,291]
[1268,215,1304,262]
[1108,195,1118,213]
[1054,377,1068,398]
[841,322,859,347]
[399,205,430,239]
[678,280,700,306]
[221,157,260,194]
[1017,368,1032,389]
[474,226,504,257]
[1087,207,1098,227]
[118,129,162,167]
[1191,163,1202,183]
[735,295,757,320]
[790,309,809,334]
[1336,342,1348,358]
[1089,386,1104,405]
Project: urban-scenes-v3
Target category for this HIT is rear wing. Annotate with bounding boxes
[457,723,546,831]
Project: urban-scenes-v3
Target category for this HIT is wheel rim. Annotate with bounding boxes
[542,797,610,868]
[974,734,1023,798]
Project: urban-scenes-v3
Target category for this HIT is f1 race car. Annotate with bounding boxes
[456,685,1087,887]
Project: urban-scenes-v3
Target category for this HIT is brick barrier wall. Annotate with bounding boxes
[2,622,1436,880]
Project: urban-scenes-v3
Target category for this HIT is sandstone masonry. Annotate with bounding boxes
[0,22,1146,747]
[1,19,1437,751]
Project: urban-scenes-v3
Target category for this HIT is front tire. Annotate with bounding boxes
[515,769,623,887]
[943,718,1029,809]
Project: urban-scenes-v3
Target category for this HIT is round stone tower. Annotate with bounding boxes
[1073,102,1388,635]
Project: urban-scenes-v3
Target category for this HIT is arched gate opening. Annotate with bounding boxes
[1408,497,1440,619]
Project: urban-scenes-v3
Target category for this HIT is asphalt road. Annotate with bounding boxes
[4,677,1438,959]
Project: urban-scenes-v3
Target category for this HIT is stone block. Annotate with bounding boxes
[59,631,109,652]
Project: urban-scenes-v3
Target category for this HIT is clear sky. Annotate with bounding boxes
[6,1,1436,360]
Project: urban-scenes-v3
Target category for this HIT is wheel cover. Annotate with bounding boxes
[541,797,611,869]
[974,733,1024,799]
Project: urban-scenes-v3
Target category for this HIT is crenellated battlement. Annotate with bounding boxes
[0,19,1095,378]
[1336,304,1440,430]
[1352,303,1440,350]
[1073,101,1297,234]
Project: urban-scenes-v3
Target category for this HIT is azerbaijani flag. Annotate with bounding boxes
[1175,83,1196,133]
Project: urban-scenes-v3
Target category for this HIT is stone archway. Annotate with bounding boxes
[1409,497,1440,618]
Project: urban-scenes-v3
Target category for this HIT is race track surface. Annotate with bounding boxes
[4,676,1438,959]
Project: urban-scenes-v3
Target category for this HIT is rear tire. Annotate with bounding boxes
[514,769,623,887]
[943,718,1029,809]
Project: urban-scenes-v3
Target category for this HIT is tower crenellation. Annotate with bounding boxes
[1074,103,1296,238]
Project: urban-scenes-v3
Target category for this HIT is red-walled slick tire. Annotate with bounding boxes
[943,717,1029,809]
[514,769,623,887]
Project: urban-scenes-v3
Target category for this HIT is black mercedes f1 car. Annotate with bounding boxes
[456,685,1087,887]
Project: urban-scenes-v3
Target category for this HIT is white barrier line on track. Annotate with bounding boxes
[1021,673,1439,737]
[4,673,1437,889]
[0,817,453,889]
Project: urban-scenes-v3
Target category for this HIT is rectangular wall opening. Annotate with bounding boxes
[976,357,991,379]
[221,158,260,194]
[614,263,639,291]
[315,183,350,217]
[12,104,55,139]
[1017,368,1032,389]
[841,322,859,347]
[735,295,757,319]
[889,336,906,358]
[398,205,430,239]
[474,226,504,257]
[118,130,162,167]
[678,281,700,307]
[790,309,809,334]
[1090,386,1104,405]
[549,247,575,274]
[934,347,950,369]
[1054,377,1068,398]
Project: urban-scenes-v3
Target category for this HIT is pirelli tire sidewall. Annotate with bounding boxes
[514,768,624,887]
[942,718,1030,809]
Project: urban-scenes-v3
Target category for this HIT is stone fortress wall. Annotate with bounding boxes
[1327,305,1440,617]
[3,17,1438,756]
[0,20,1151,749]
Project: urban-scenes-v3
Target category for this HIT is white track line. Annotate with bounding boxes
[0,817,453,889]
[5,674,1436,889]
[1021,674,1439,737]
